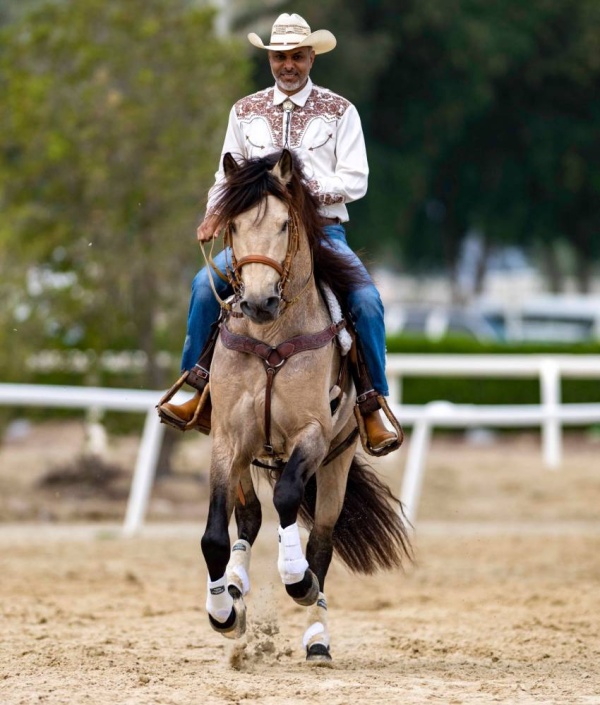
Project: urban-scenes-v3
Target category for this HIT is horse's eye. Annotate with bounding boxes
[230,222,237,235]
[280,220,289,233]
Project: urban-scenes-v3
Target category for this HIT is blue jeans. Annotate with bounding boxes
[181,224,389,396]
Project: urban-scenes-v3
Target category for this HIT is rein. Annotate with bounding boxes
[220,319,346,455]
[199,236,241,316]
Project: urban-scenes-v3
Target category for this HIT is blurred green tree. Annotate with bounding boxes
[271,0,600,293]
[517,0,600,292]
[0,0,250,387]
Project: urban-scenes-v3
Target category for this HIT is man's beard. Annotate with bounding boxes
[273,70,309,93]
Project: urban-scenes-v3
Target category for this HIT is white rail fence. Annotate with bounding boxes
[1,354,599,533]
[0,384,170,536]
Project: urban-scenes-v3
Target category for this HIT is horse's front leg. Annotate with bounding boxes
[273,428,327,607]
[201,448,247,639]
[303,433,356,666]
[225,466,262,599]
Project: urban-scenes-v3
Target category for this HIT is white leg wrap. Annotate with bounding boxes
[205,575,233,623]
[303,592,330,649]
[226,539,251,596]
[277,523,308,585]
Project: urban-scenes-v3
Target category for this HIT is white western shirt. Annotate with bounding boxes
[206,78,369,223]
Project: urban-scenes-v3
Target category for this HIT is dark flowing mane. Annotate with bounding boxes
[211,150,371,300]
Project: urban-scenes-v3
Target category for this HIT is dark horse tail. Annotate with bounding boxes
[300,456,413,573]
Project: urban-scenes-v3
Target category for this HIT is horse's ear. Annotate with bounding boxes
[272,149,293,186]
[223,153,239,177]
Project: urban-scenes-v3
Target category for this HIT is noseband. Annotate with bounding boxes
[223,207,301,301]
[200,207,313,316]
[234,254,285,278]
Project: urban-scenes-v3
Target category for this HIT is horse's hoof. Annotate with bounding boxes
[285,569,319,606]
[306,643,333,667]
[208,589,246,639]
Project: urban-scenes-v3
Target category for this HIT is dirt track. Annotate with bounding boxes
[1,423,600,704]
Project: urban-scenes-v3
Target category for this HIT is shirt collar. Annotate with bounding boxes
[273,77,313,108]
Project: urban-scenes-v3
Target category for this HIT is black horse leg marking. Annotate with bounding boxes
[303,528,334,666]
[306,526,334,593]
[273,445,309,529]
[273,444,321,606]
[225,477,261,600]
[307,440,354,595]
[234,479,262,545]
[201,487,231,580]
[200,484,244,634]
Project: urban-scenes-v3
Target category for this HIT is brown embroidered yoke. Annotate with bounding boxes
[206,78,369,222]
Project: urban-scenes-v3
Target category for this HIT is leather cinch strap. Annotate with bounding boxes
[220,320,346,454]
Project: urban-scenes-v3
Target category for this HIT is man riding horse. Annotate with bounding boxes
[159,12,399,454]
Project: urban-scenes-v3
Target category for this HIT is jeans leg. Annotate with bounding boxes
[322,225,389,397]
[181,248,233,371]
[346,285,389,396]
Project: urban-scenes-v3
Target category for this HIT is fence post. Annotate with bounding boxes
[400,410,434,529]
[540,359,561,470]
[123,408,165,536]
[388,372,402,405]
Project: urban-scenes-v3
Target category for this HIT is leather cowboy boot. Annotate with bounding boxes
[357,391,398,451]
[157,321,219,434]
[157,362,212,434]
[348,331,401,455]
[160,392,202,425]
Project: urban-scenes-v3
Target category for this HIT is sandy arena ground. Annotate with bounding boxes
[1,421,600,704]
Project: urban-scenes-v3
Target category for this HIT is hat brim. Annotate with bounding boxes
[248,29,336,55]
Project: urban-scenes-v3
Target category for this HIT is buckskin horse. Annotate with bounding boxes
[198,149,411,665]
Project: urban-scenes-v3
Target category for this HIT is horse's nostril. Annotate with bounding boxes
[264,296,280,313]
[240,296,280,322]
[240,301,253,316]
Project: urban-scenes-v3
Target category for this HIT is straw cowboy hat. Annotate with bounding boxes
[248,13,337,55]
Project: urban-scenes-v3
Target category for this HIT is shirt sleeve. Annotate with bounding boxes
[310,104,369,206]
[205,105,246,215]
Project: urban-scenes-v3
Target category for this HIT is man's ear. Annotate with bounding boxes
[223,153,239,176]
[271,149,293,185]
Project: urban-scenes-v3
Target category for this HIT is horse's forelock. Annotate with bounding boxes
[213,155,292,231]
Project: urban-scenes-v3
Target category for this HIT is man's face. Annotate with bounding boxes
[269,47,315,95]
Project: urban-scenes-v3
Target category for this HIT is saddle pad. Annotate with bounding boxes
[319,283,352,355]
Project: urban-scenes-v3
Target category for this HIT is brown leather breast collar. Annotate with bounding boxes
[220,319,346,455]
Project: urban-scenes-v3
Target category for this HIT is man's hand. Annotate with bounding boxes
[197,215,220,243]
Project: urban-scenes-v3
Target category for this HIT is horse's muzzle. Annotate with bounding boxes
[240,295,281,323]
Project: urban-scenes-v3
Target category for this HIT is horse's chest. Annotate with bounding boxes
[211,343,333,434]
[213,348,329,399]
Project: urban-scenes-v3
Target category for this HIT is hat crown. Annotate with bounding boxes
[270,13,311,45]
[247,13,336,55]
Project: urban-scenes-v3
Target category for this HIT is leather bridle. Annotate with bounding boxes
[200,206,313,315]
[223,206,301,302]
